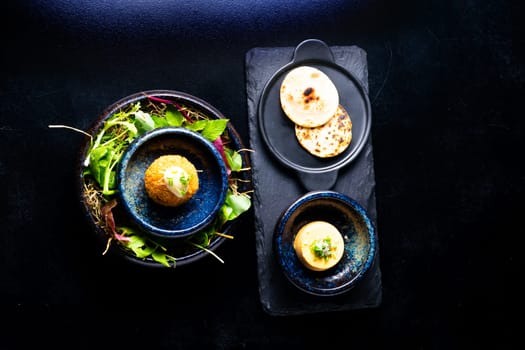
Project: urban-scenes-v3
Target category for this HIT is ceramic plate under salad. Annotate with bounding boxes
[75,90,252,268]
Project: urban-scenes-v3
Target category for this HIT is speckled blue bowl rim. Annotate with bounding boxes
[77,90,252,268]
[274,190,377,296]
[117,127,229,238]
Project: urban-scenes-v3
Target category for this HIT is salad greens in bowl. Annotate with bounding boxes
[74,90,252,268]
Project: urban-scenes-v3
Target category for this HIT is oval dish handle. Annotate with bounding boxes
[292,39,334,63]
[297,170,338,191]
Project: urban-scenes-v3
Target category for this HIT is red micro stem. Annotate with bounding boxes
[213,137,231,175]
[101,199,130,242]
[146,96,193,123]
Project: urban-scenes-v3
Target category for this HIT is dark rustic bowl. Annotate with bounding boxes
[117,127,229,239]
[77,90,251,267]
[274,191,377,296]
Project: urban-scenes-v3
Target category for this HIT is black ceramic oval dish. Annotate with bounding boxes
[77,90,251,268]
[258,39,372,190]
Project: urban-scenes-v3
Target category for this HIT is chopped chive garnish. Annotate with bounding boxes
[311,237,335,260]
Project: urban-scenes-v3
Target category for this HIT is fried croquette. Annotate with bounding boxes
[144,155,199,207]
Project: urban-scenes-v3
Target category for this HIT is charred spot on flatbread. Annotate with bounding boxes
[295,104,352,158]
[302,87,320,106]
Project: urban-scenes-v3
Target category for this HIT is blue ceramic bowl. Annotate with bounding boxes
[117,127,229,239]
[274,191,377,296]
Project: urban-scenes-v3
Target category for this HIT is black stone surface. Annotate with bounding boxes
[1,0,523,348]
[246,44,382,315]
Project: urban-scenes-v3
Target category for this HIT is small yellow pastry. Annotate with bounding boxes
[293,221,345,271]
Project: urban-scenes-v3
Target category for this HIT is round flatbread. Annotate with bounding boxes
[295,104,352,158]
[280,66,339,127]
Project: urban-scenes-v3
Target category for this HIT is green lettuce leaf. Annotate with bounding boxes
[126,235,155,258]
[151,115,169,128]
[222,191,251,221]
[224,148,242,172]
[201,119,229,141]
[165,107,184,127]
[134,110,155,134]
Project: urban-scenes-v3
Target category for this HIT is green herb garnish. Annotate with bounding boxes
[179,174,189,186]
[311,237,335,260]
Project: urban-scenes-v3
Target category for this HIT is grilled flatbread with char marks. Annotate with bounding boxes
[295,104,352,158]
[280,66,339,128]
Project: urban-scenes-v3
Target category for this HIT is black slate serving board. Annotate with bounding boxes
[245,42,382,316]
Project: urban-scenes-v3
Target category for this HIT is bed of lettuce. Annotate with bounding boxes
[57,96,252,267]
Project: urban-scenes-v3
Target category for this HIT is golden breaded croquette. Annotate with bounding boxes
[144,155,199,207]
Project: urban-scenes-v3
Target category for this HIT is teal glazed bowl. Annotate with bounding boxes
[117,127,229,239]
[274,191,377,296]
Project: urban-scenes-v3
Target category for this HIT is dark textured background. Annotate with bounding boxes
[1,0,523,348]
